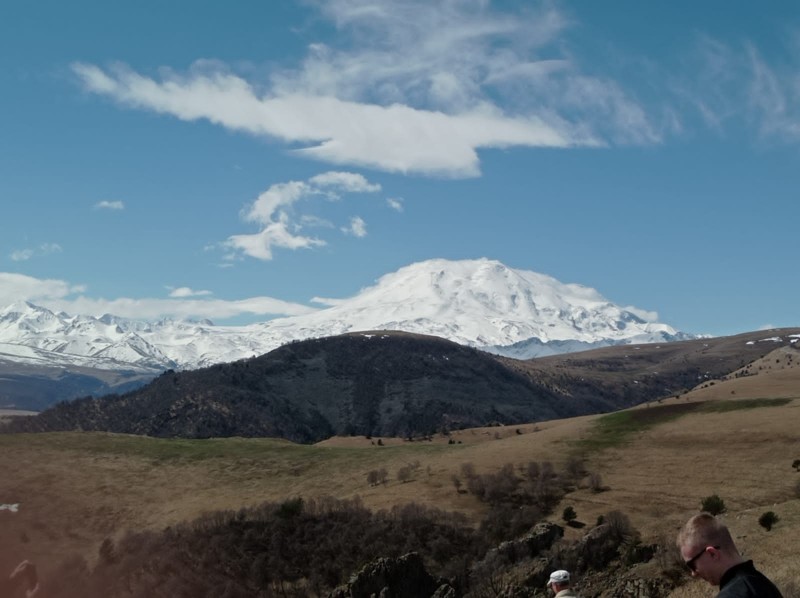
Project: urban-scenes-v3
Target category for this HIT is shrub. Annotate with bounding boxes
[792,459,800,471]
[562,506,577,523]
[596,515,605,526]
[460,462,476,479]
[653,534,685,583]
[589,472,605,493]
[605,510,635,542]
[565,456,585,482]
[758,511,779,531]
[525,461,540,481]
[479,504,541,544]
[397,465,413,483]
[700,494,726,516]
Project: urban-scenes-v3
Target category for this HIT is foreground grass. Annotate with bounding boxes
[0,431,458,482]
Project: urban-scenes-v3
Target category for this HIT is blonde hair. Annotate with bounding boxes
[676,512,736,552]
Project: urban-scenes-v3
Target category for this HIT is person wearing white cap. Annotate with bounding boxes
[547,569,577,597]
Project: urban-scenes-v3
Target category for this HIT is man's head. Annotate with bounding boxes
[676,513,744,586]
[547,570,570,593]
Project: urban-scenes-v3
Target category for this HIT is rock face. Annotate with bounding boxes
[495,522,564,564]
[610,576,675,597]
[328,552,454,598]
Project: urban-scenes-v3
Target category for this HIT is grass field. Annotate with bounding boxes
[1,364,799,595]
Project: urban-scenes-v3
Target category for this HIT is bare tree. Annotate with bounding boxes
[397,466,413,483]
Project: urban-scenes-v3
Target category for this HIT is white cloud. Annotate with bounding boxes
[682,34,800,142]
[9,243,62,262]
[310,296,346,307]
[226,214,327,261]
[309,171,382,193]
[342,216,367,237]
[72,64,585,177]
[9,249,33,262]
[245,181,310,225]
[168,286,213,298]
[745,43,800,140]
[0,272,84,306]
[386,197,404,212]
[70,2,658,177]
[300,214,334,228]
[51,295,316,320]
[71,4,800,173]
[226,170,380,261]
[0,272,315,320]
[94,200,125,210]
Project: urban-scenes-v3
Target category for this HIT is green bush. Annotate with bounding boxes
[596,515,605,526]
[562,506,577,523]
[700,494,726,516]
[758,511,779,531]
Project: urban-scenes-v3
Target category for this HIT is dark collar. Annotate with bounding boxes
[719,560,755,589]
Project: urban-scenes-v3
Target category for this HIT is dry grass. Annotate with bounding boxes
[1,365,798,594]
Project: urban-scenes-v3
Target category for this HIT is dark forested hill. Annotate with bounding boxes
[6,328,799,442]
[4,332,567,442]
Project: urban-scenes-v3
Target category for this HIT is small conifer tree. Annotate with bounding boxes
[700,494,726,516]
[758,511,779,531]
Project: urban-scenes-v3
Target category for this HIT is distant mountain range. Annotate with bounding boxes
[0,258,695,409]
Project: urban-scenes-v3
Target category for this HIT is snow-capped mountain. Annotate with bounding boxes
[0,258,693,374]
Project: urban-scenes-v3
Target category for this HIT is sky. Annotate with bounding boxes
[1,0,798,337]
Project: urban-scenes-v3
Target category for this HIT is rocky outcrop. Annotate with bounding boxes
[579,564,679,598]
[495,522,564,563]
[328,552,454,598]
[608,576,675,597]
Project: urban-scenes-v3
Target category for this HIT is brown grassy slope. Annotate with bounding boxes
[553,358,800,597]
[0,360,798,592]
[502,328,800,408]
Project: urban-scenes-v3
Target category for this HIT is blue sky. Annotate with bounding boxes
[1,0,798,336]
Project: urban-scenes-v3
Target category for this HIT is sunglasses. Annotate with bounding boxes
[685,545,719,571]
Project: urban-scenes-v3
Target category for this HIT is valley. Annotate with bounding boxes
[1,356,798,596]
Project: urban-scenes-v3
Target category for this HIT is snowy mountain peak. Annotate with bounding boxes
[268,258,680,351]
[0,258,693,372]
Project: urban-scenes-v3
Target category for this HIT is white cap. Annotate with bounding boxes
[547,570,570,587]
